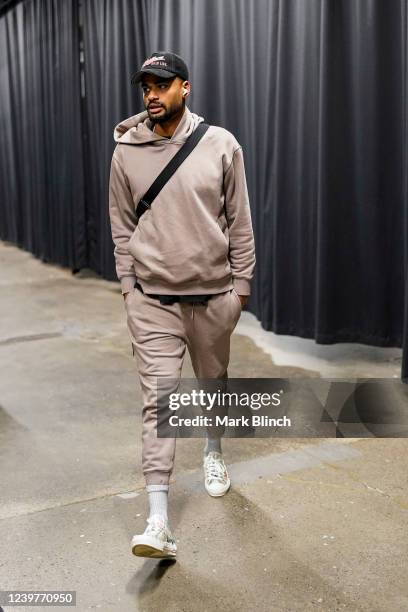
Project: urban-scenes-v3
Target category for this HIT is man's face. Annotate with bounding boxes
[141,74,187,124]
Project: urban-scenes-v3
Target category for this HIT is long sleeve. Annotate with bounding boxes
[108,153,138,294]
[223,146,256,295]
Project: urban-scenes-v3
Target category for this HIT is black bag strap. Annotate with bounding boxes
[136,122,210,219]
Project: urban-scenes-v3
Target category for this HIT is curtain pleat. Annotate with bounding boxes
[0,0,86,268]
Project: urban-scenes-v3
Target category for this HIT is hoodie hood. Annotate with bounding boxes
[113,105,204,145]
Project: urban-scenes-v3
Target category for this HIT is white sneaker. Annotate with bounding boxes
[203,451,231,497]
[131,514,177,559]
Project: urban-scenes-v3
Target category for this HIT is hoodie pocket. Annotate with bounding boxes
[216,216,229,248]
[128,212,150,256]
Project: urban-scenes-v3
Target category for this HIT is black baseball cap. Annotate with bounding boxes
[131,51,189,84]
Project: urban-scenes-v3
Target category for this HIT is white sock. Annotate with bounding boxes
[146,484,169,521]
[205,436,222,456]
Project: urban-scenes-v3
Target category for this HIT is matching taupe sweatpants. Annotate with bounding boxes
[125,285,243,485]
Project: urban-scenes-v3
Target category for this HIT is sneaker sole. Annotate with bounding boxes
[131,535,177,559]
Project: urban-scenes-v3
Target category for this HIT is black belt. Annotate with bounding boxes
[134,281,214,305]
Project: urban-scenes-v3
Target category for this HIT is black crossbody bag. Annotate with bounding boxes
[136,122,210,219]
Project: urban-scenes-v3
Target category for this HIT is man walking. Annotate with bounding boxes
[109,51,255,559]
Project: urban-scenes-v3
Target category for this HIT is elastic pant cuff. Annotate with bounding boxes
[146,483,169,492]
[145,471,171,486]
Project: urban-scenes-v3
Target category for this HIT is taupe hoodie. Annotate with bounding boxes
[108,105,255,296]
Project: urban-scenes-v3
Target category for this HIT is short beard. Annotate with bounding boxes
[148,99,185,124]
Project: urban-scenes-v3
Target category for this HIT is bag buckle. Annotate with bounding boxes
[137,199,151,218]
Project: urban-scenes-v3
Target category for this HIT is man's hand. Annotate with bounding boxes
[123,292,129,301]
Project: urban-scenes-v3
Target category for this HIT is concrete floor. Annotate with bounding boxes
[0,240,407,612]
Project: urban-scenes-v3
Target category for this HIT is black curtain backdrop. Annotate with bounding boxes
[0,0,86,268]
[80,0,149,275]
[1,0,408,379]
